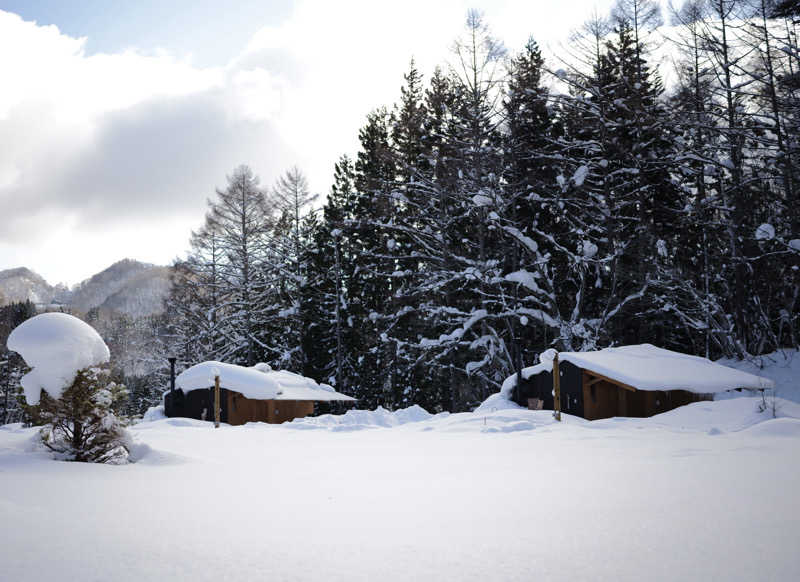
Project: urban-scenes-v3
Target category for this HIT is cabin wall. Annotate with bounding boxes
[272,400,315,424]
[165,387,229,423]
[582,378,622,420]
[166,388,319,425]
[580,371,711,420]
[514,361,584,417]
[227,391,268,425]
[226,392,315,425]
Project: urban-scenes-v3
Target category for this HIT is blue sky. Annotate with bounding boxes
[2,0,293,65]
[0,0,620,284]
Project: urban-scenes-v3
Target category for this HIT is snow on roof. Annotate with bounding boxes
[266,370,355,402]
[7,313,110,405]
[175,361,355,402]
[502,344,774,397]
[176,362,281,399]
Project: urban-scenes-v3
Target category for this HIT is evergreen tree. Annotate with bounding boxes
[0,300,37,424]
[36,366,130,463]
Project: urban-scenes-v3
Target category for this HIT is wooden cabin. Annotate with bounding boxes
[164,361,355,425]
[508,345,773,421]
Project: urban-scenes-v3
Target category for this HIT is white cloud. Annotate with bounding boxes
[0,1,618,284]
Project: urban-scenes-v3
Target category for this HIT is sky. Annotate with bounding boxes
[0,0,626,285]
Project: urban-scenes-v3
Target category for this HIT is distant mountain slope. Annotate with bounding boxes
[97,265,171,318]
[0,259,170,317]
[70,259,159,314]
[0,267,57,305]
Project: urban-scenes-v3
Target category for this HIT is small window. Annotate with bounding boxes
[590,385,597,402]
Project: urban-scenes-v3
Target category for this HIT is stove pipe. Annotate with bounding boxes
[168,357,177,392]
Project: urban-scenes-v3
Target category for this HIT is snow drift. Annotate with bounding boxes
[289,404,441,430]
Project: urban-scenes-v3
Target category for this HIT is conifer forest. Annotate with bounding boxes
[159,1,800,413]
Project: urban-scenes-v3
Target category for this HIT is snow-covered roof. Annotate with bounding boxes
[7,313,110,405]
[175,361,355,402]
[506,344,774,396]
[266,370,355,402]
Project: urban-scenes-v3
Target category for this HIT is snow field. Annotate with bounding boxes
[1,397,799,582]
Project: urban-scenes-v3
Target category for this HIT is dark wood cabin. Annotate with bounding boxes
[511,359,711,421]
[164,387,319,425]
[163,362,356,425]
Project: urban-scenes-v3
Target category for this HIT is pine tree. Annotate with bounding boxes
[36,366,130,463]
[501,36,556,376]
[270,166,319,372]
[0,301,37,424]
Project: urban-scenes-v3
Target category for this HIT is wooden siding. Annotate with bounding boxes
[227,391,315,425]
[167,388,317,425]
[580,371,711,420]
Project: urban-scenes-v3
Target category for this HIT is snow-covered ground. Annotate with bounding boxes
[2,396,800,581]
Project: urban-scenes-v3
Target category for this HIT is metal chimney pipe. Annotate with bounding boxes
[168,357,177,392]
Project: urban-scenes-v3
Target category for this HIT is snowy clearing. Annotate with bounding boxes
[2,397,800,581]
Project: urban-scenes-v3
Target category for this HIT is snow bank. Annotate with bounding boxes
[6,313,110,405]
[175,362,355,402]
[288,404,441,431]
[590,397,800,433]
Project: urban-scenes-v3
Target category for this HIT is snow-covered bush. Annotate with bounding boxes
[36,366,131,463]
[7,312,132,463]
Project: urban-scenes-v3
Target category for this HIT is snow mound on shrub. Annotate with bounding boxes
[7,313,110,405]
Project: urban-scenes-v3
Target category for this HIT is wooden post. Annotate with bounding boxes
[553,352,562,422]
[214,374,221,429]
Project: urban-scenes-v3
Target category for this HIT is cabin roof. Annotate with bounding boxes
[175,361,355,402]
[507,344,774,396]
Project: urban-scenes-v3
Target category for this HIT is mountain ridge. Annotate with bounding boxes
[0,259,170,317]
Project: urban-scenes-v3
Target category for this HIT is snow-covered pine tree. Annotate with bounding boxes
[168,165,281,368]
[737,0,800,353]
[598,17,682,346]
[500,36,557,384]
[310,156,363,395]
[0,301,37,424]
[539,14,652,351]
[167,216,229,364]
[383,10,510,409]
[36,366,130,463]
[347,109,399,407]
[661,0,737,357]
[270,166,319,372]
